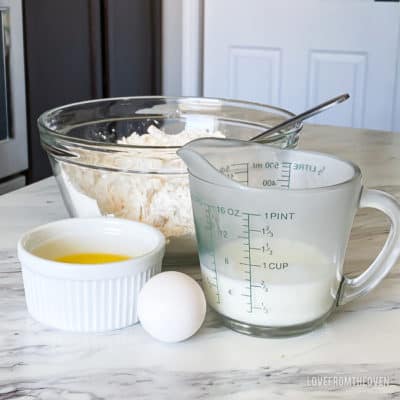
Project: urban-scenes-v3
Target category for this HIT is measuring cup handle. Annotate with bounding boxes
[338,189,400,305]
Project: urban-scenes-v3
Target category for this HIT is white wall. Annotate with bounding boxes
[394,29,400,133]
[162,0,203,97]
[162,0,182,96]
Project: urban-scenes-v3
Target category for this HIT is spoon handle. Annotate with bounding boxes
[250,93,350,142]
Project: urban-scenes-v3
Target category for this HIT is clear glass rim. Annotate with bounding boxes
[37,96,303,150]
[187,144,362,193]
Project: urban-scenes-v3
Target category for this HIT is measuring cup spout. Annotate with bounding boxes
[177,138,243,187]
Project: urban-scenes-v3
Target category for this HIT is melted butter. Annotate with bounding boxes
[55,253,131,264]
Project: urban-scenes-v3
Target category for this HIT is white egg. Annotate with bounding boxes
[137,271,207,343]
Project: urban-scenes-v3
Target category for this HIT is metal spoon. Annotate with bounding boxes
[250,93,350,142]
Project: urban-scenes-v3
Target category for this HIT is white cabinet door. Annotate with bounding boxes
[203,0,400,131]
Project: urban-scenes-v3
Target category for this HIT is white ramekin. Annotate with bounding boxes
[17,217,165,332]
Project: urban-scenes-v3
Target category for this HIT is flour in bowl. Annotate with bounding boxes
[59,125,225,257]
[119,125,222,147]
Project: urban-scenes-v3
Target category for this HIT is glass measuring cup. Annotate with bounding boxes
[178,139,400,336]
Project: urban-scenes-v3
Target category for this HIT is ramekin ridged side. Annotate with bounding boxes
[21,262,161,332]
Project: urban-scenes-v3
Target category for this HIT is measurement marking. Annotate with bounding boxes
[242,212,261,217]
[244,213,254,312]
[250,247,261,251]
[249,229,261,233]
[206,205,221,304]
[240,263,261,267]
[278,162,292,189]
[287,162,292,188]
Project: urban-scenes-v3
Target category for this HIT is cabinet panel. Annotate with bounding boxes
[103,0,161,96]
[229,47,281,105]
[24,0,102,182]
[308,51,367,127]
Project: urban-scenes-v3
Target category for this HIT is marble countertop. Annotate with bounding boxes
[1,125,400,399]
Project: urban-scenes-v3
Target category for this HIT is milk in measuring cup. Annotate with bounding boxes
[201,239,339,327]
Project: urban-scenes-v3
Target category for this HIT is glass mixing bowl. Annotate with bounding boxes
[38,96,302,265]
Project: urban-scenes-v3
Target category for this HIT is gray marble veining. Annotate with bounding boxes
[1,125,400,399]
